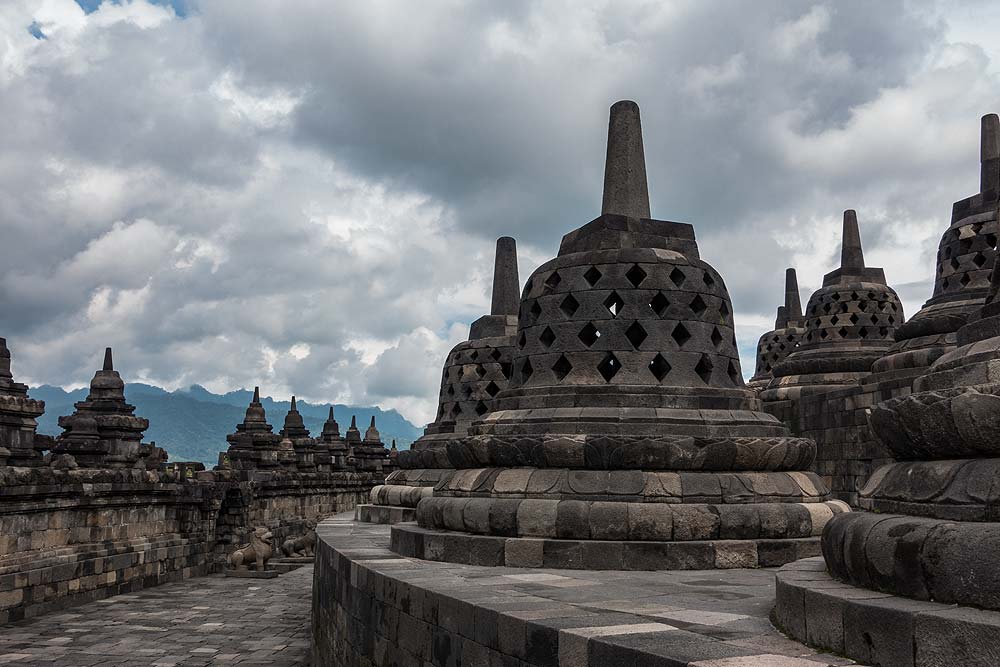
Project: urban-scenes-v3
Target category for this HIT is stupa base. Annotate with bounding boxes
[390,523,820,570]
[775,556,1000,667]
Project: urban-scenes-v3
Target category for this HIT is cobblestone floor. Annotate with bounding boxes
[0,566,312,667]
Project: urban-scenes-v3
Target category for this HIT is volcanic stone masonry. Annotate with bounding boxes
[774,238,1000,666]
[358,236,521,524]
[0,343,386,624]
[762,113,1000,505]
[747,268,806,391]
[390,100,847,571]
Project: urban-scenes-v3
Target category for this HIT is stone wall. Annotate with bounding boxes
[0,466,377,623]
[763,373,914,505]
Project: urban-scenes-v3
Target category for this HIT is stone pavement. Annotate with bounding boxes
[0,566,312,667]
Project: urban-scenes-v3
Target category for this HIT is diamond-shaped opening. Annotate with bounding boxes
[450,403,462,417]
[471,350,479,360]
[888,315,896,325]
[719,301,729,318]
[961,238,973,253]
[823,302,832,313]
[765,344,773,351]
[529,300,542,320]
[815,319,822,327]
[858,327,869,339]
[671,322,692,347]
[597,352,621,382]
[806,332,814,341]
[463,385,473,398]
[951,257,961,270]
[500,362,512,379]
[727,360,740,386]
[694,354,714,384]
[669,267,686,287]
[578,322,601,347]
[973,222,985,234]
[518,332,526,349]
[960,272,972,287]
[539,326,556,348]
[942,277,950,289]
[485,381,500,397]
[944,247,953,258]
[625,264,647,288]
[830,315,839,325]
[858,300,868,311]
[544,271,562,289]
[551,354,573,381]
[690,295,707,315]
[849,313,860,325]
[603,291,625,318]
[584,266,603,287]
[649,292,670,317]
[850,291,859,300]
[475,400,489,416]
[879,327,889,337]
[625,321,648,349]
[891,302,898,311]
[476,364,487,378]
[974,252,988,268]
[703,271,715,287]
[491,348,502,361]
[987,234,998,249]
[447,385,456,396]
[820,330,829,339]
[559,294,580,317]
[711,327,723,348]
[870,314,879,324]
[832,292,840,301]
[520,358,534,382]
[838,327,849,338]
[648,353,671,381]
[839,302,849,313]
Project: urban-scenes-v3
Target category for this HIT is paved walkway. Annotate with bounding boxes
[0,566,313,667]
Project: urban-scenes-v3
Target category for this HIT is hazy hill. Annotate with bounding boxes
[30,383,421,468]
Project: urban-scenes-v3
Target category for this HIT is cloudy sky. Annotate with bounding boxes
[2,0,999,425]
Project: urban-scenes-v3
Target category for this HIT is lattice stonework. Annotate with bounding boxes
[802,286,902,344]
[512,254,742,388]
[433,338,514,423]
[754,327,804,376]
[933,210,998,298]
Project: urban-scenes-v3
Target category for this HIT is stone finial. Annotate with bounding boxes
[775,305,789,329]
[601,100,651,219]
[981,113,1000,194]
[784,268,803,322]
[840,210,865,271]
[252,386,260,403]
[490,236,520,317]
[290,396,297,411]
[102,347,113,371]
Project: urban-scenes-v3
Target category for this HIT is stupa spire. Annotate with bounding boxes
[252,386,260,403]
[784,268,802,322]
[490,236,520,317]
[981,113,1000,194]
[103,347,113,371]
[601,100,650,219]
[290,395,297,411]
[840,210,865,271]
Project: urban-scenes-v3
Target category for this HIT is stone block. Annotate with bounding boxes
[505,538,544,568]
[516,500,558,538]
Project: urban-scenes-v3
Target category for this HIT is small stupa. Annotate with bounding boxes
[221,386,282,470]
[280,396,316,471]
[0,337,46,467]
[748,268,806,391]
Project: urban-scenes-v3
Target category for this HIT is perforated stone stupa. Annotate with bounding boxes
[748,268,806,391]
[872,113,1000,381]
[391,101,846,570]
[52,348,162,469]
[762,211,904,401]
[0,337,45,467]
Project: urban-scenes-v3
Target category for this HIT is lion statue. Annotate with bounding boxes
[228,526,273,571]
[281,527,317,558]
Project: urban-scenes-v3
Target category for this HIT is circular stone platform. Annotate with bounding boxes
[390,522,822,570]
[775,557,1000,667]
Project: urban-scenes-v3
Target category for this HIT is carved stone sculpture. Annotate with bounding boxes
[281,529,317,558]
[228,527,273,571]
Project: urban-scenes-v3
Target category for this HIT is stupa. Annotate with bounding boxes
[747,268,806,391]
[776,248,1000,665]
[364,237,521,523]
[280,396,315,471]
[391,101,845,570]
[53,348,161,468]
[316,406,346,470]
[761,211,904,401]
[346,416,388,474]
[0,337,46,467]
[221,386,283,470]
[871,113,1000,382]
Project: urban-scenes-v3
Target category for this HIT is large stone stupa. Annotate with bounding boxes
[391,101,846,570]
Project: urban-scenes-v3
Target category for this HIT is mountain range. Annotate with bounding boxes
[29,384,422,468]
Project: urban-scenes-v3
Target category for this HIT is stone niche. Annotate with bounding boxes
[390,101,846,570]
